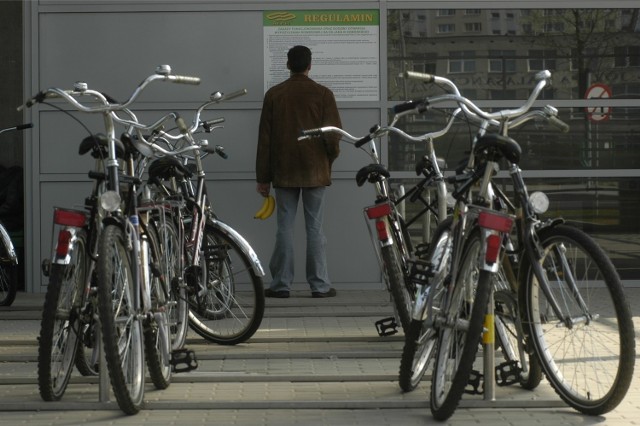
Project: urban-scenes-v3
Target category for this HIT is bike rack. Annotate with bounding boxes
[483,290,496,402]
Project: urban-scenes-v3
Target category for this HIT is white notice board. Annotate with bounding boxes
[263,10,380,102]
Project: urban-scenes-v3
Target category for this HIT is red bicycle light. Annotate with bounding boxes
[478,211,513,233]
[365,202,392,219]
[55,230,73,257]
[485,234,501,263]
[375,220,389,241]
[54,209,86,227]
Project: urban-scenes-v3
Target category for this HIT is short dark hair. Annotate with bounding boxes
[287,45,312,73]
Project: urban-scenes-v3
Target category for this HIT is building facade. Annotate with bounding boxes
[5,1,639,292]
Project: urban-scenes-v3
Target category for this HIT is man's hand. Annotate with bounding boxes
[257,182,271,197]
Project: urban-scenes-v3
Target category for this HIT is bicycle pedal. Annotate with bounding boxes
[496,360,522,386]
[465,369,483,395]
[171,348,198,373]
[414,243,430,259]
[375,317,398,336]
[408,259,433,286]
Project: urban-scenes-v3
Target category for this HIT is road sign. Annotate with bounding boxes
[584,83,612,122]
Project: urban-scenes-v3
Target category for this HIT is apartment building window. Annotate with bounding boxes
[615,46,640,67]
[544,22,565,32]
[412,59,437,74]
[464,22,482,32]
[528,50,557,71]
[489,50,516,73]
[465,9,481,15]
[437,9,455,17]
[438,24,455,33]
[449,51,476,73]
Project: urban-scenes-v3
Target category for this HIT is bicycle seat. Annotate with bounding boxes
[474,133,521,165]
[148,156,194,181]
[415,155,447,176]
[356,164,390,187]
[78,133,126,159]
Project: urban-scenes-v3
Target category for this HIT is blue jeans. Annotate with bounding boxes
[269,187,331,293]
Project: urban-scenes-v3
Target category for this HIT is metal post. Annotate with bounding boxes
[483,288,495,401]
[97,318,110,402]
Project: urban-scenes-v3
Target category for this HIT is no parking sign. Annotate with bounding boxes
[584,83,612,122]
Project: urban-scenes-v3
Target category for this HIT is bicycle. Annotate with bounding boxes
[130,89,266,345]
[0,123,31,307]
[402,70,635,419]
[23,65,202,414]
[299,109,454,335]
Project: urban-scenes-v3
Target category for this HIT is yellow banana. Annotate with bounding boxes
[254,195,275,220]
[253,196,270,219]
[262,195,275,219]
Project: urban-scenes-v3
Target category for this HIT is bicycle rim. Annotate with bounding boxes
[97,224,145,415]
[399,319,437,392]
[399,218,451,392]
[0,262,17,306]
[37,233,86,401]
[187,222,265,345]
[493,289,541,390]
[153,214,188,350]
[523,224,635,415]
[380,236,412,331]
[144,223,171,389]
[430,230,491,421]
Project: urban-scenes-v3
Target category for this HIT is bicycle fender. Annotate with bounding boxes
[209,218,266,277]
[0,224,17,264]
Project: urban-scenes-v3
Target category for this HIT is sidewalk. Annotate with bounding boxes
[0,289,638,425]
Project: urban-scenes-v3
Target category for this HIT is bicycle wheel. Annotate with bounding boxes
[520,224,635,415]
[0,263,17,306]
[153,212,188,350]
[381,218,413,331]
[430,229,491,421]
[143,223,171,389]
[37,230,87,401]
[494,289,542,390]
[399,217,452,392]
[74,300,99,377]
[97,224,145,415]
[187,221,265,345]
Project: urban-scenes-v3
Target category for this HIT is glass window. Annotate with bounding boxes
[464,22,482,32]
[438,23,455,33]
[449,51,476,73]
[615,46,640,67]
[489,50,516,73]
[528,50,557,71]
[437,9,456,17]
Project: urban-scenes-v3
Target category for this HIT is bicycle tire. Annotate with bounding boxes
[37,230,87,401]
[380,229,412,331]
[520,224,635,415]
[187,221,265,345]
[399,217,452,392]
[152,212,188,351]
[430,229,491,421]
[74,307,99,377]
[493,289,542,390]
[143,223,171,389]
[97,224,145,415]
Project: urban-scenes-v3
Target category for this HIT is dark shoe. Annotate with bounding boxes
[312,288,337,298]
[265,289,290,298]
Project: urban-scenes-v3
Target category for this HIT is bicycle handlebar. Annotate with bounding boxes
[403,69,554,122]
[0,123,33,137]
[17,64,200,112]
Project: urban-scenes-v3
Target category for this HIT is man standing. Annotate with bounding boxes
[256,45,342,298]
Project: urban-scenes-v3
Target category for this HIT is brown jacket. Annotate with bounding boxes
[256,74,342,188]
